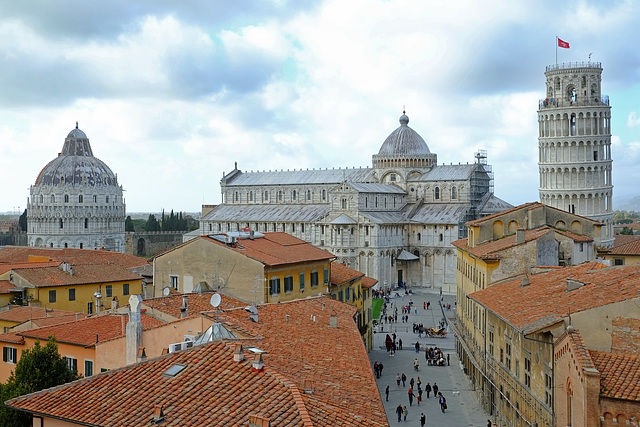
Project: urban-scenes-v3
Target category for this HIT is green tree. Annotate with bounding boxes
[621,226,635,235]
[18,209,27,232]
[125,215,134,232]
[145,214,161,231]
[0,338,78,426]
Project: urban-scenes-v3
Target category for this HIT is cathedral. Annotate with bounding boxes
[200,113,511,292]
[27,123,126,252]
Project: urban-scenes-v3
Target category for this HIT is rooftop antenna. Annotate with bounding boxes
[588,52,593,61]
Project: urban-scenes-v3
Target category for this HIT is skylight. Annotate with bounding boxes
[163,363,187,377]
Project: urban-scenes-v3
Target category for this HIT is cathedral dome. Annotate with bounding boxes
[34,124,118,187]
[377,113,431,156]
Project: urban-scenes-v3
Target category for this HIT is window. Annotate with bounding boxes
[292,190,297,200]
[338,291,344,302]
[322,190,326,200]
[66,356,78,373]
[84,359,94,377]
[105,285,112,298]
[505,342,512,370]
[59,218,63,229]
[49,290,56,303]
[311,271,319,288]
[524,356,531,388]
[3,347,17,364]
[488,330,494,356]
[51,195,55,203]
[341,198,347,209]
[69,288,76,301]
[307,190,311,200]
[106,196,109,203]
[594,150,598,161]
[270,277,281,295]
[93,195,97,203]
[299,273,305,291]
[434,187,440,200]
[284,275,293,293]
[87,302,94,314]
[249,191,253,201]
[39,194,43,203]
[500,347,504,364]
[323,268,329,284]
[390,173,396,181]
[123,283,129,295]
[545,372,552,406]
[64,194,69,203]
[614,258,624,266]
[451,186,457,199]
[170,276,178,289]
[346,287,351,301]
[78,195,83,203]
[84,218,89,229]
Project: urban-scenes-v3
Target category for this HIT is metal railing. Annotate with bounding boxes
[545,62,601,72]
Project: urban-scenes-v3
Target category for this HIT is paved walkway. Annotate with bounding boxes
[369,289,492,426]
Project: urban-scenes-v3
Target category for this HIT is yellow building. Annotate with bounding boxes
[329,261,376,350]
[2,263,143,314]
[153,232,335,304]
[452,202,605,425]
[601,235,640,266]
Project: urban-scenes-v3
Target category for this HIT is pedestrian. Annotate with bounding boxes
[427,301,430,310]
[401,373,407,387]
[410,378,415,389]
[385,385,389,401]
[420,413,426,427]
[425,382,431,398]
[439,393,447,413]
[386,335,392,352]
[418,387,423,402]
[396,404,403,422]
[433,382,439,396]
[487,420,492,427]
[396,373,401,386]
[423,301,426,310]
[393,332,396,342]
[447,353,450,366]
[408,387,415,406]
[399,338,403,350]
[379,362,384,377]
[415,341,420,353]
[416,377,421,389]
[403,405,408,422]
[374,361,378,377]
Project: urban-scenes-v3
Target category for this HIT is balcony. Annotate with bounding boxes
[538,95,609,110]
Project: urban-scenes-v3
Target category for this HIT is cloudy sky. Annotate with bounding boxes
[1,0,638,214]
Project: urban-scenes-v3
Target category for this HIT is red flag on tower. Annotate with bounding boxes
[558,38,570,49]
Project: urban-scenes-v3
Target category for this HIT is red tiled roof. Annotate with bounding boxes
[606,238,640,256]
[330,262,364,286]
[0,306,82,324]
[0,261,62,275]
[0,280,15,294]
[0,331,24,344]
[613,234,640,247]
[564,329,595,370]
[142,292,246,319]
[7,297,387,426]
[361,276,378,289]
[590,350,640,401]
[0,246,148,269]
[470,262,640,333]
[13,264,142,288]
[202,233,335,267]
[453,226,591,260]
[18,313,163,347]
[465,202,542,227]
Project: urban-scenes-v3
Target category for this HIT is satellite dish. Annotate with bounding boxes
[210,293,221,308]
[162,287,171,297]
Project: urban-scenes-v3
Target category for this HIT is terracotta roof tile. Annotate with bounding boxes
[0,246,148,269]
[202,233,335,266]
[6,297,387,426]
[470,262,640,333]
[143,292,246,319]
[590,350,640,401]
[18,313,163,347]
[465,202,542,226]
[0,306,82,324]
[0,331,24,344]
[330,262,365,286]
[613,234,640,247]
[13,264,142,288]
[453,226,591,260]
[607,238,640,256]
[0,280,15,294]
[361,276,378,288]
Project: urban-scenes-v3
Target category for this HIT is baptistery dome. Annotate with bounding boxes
[27,123,126,252]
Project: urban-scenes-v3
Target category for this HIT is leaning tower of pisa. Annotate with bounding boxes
[538,62,613,247]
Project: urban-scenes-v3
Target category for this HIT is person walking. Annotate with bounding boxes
[425,382,432,398]
[438,392,447,413]
[385,385,390,401]
[420,413,426,427]
[432,382,439,397]
[487,420,492,427]
[378,362,384,378]
[447,353,450,366]
[416,377,421,389]
[396,404,403,422]
[399,338,403,350]
[418,387,423,402]
[396,373,401,386]
[415,341,420,353]
[403,406,408,422]
[374,361,378,377]
[410,378,415,389]
[401,373,407,387]
[408,387,415,406]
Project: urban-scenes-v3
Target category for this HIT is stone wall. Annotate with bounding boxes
[125,231,185,257]
[0,232,28,247]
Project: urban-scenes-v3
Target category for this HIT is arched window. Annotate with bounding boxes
[451,186,457,199]
[106,196,109,203]
[59,218,63,229]
[417,233,421,241]
[39,195,43,203]
[307,190,311,200]
[93,195,97,203]
[341,198,347,209]
[51,195,55,203]
[434,187,440,200]
[292,190,297,200]
[322,190,326,201]
[249,191,253,201]
[234,192,238,202]
[278,191,283,201]
[64,195,69,203]
[264,191,269,201]
[78,195,83,203]
[84,218,88,229]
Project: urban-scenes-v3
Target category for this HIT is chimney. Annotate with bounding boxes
[285,314,290,323]
[521,277,530,287]
[138,347,147,362]
[126,295,143,365]
[180,294,188,318]
[516,228,525,245]
[329,313,338,328]
[304,379,313,394]
[153,404,165,424]
[248,415,271,427]
[94,291,102,314]
[252,353,264,372]
[233,344,244,363]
